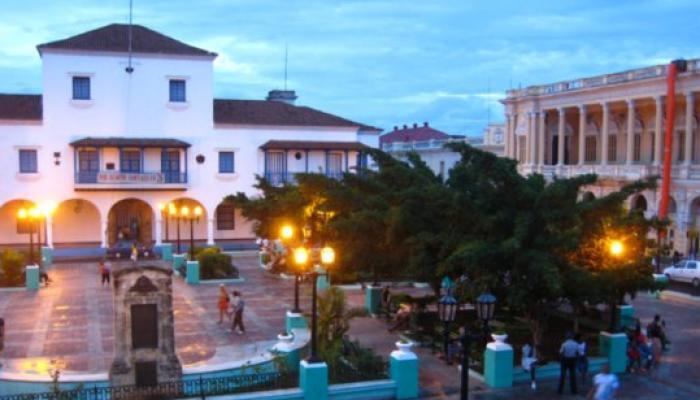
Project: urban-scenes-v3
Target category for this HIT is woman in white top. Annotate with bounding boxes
[575,333,589,387]
[522,342,546,390]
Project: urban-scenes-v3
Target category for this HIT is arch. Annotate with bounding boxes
[161,197,208,250]
[668,196,677,215]
[53,199,101,246]
[0,199,37,245]
[581,191,596,202]
[107,198,154,246]
[631,194,647,212]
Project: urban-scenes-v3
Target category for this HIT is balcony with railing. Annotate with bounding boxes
[264,171,346,186]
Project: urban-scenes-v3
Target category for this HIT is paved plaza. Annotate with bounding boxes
[0,255,306,377]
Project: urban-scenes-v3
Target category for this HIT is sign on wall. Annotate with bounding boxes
[97,172,164,184]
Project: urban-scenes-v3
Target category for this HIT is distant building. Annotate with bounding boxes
[380,122,503,177]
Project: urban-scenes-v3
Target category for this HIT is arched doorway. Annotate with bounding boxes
[53,199,101,246]
[631,195,647,212]
[108,199,154,246]
[0,199,36,245]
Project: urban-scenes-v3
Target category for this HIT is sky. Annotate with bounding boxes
[0,0,698,135]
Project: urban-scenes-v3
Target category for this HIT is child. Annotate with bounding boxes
[217,284,230,324]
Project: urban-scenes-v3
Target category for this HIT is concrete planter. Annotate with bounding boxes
[395,341,414,354]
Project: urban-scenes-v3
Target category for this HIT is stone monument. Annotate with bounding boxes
[109,263,182,389]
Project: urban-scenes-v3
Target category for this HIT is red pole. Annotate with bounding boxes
[659,60,688,220]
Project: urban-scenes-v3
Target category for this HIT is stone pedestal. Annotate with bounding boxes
[41,246,53,268]
[25,265,39,290]
[286,311,307,333]
[110,263,182,389]
[390,343,419,399]
[159,244,173,262]
[599,332,627,374]
[315,266,329,291]
[365,285,382,315]
[299,360,328,400]
[173,254,186,273]
[483,340,514,388]
[271,334,300,371]
[186,261,200,284]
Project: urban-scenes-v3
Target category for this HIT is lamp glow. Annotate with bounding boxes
[17,208,27,219]
[181,206,190,217]
[280,225,294,240]
[320,246,335,265]
[294,247,309,266]
[194,206,202,217]
[609,240,624,257]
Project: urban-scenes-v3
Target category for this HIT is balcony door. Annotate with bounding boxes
[327,152,343,178]
[161,150,180,183]
[78,150,99,183]
[265,151,286,185]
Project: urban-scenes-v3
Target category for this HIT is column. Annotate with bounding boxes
[685,92,695,165]
[530,112,538,165]
[578,105,586,165]
[155,217,163,246]
[206,218,215,246]
[527,112,535,164]
[100,219,108,248]
[538,111,546,165]
[601,102,610,166]
[504,114,511,157]
[654,96,663,166]
[626,99,635,165]
[45,214,54,248]
[511,114,518,159]
[557,108,565,166]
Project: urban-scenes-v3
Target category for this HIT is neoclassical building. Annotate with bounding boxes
[503,59,700,253]
[0,24,380,251]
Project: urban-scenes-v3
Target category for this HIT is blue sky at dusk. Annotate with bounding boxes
[0,0,698,135]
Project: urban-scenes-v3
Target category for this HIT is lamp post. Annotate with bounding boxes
[280,225,302,313]
[608,239,624,332]
[17,206,40,264]
[293,245,335,363]
[437,287,458,363]
[178,205,202,260]
[458,292,497,400]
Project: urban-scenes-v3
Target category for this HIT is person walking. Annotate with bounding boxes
[558,332,579,395]
[576,334,589,387]
[587,363,619,400]
[99,260,111,287]
[217,284,230,324]
[230,291,246,334]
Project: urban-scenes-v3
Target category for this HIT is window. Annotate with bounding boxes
[650,131,656,162]
[216,204,235,230]
[19,149,37,173]
[608,135,617,162]
[633,134,642,162]
[72,76,91,100]
[169,79,186,102]
[678,130,686,162]
[120,150,141,173]
[218,151,235,173]
[585,136,597,163]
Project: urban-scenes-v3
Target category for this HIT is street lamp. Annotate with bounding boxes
[17,206,40,264]
[281,225,303,314]
[458,292,497,400]
[310,245,334,363]
[608,239,624,332]
[437,289,458,363]
[186,206,203,260]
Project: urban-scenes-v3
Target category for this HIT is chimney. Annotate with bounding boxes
[266,89,297,105]
[393,126,398,131]
[403,124,408,129]
[413,123,418,128]
[423,122,429,127]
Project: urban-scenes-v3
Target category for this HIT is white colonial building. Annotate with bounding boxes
[503,59,700,253]
[0,24,380,250]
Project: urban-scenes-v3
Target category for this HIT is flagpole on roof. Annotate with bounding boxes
[126,0,134,73]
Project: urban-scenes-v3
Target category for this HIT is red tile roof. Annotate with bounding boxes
[260,140,368,151]
[379,123,449,145]
[0,94,42,121]
[37,24,216,57]
[214,99,380,130]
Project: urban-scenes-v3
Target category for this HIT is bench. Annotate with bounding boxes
[513,357,608,384]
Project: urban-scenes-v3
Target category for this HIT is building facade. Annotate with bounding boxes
[502,59,700,253]
[0,24,380,249]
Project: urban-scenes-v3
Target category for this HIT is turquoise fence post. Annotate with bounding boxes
[40,246,53,268]
[483,338,514,388]
[26,265,40,290]
[186,261,200,284]
[286,311,308,333]
[390,342,419,399]
[272,334,300,371]
[316,266,329,291]
[599,332,627,374]
[618,305,635,330]
[160,243,173,262]
[365,285,382,315]
[173,254,186,273]
[299,360,328,400]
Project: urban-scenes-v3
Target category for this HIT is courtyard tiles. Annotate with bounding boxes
[0,255,301,377]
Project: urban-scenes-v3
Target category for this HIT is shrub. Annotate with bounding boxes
[0,249,25,287]
[197,249,238,280]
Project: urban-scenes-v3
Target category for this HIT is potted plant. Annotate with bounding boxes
[491,330,508,344]
[395,338,413,353]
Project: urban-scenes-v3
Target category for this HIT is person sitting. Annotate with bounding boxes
[522,341,547,390]
[388,303,413,332]
[633,326,653,370]
[626,333,642,373]
[646,314,670,351]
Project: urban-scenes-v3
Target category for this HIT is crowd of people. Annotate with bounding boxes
[627,314,670,373]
